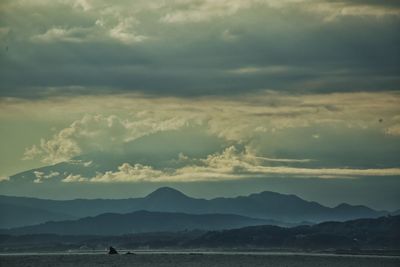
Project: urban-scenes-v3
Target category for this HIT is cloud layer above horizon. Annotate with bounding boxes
[1,91,399,182]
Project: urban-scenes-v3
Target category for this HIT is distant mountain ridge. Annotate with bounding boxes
[0,187,389,228]
[1,210,269,236]
[0,202,76,228]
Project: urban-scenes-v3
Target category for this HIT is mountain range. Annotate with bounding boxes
[0,187,389,229]
[1,210,269,236]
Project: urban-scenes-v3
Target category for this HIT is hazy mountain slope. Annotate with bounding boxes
[2,210,269,236]
[0,202,75,228]
[0,195,141,218]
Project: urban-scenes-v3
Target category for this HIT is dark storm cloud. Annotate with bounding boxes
[0,1,399,98]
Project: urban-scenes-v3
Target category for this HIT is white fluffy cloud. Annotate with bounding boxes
[19,91,400,165]
[23,113,196,164]
[62,173,88,182]
[160,0,257,23]
[386,125,400,136]
[33,171,60,183]
[0,176,10,182]
[159,0,400,23]
[60,146,400,183]
[92,163,165,183]
[177,146,400,180]
[385,116,400,137]
[108,18,147,44]
[2,0,399,47]
[31,27,90,43]
[30,20,147,44]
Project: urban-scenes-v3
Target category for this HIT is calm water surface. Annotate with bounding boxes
[1,251,399,267]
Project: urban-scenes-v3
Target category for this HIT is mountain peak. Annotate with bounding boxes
[145,187,189,200]
[249,190,301,201]
[334,203,372,211]
[335,203,352,208]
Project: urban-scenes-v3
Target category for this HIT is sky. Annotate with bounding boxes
[0,0,399,210]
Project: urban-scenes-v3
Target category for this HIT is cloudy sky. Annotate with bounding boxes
[0,0,399,210]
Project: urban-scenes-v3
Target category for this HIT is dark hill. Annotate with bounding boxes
[190,215,400,249]
[1,215,399,252]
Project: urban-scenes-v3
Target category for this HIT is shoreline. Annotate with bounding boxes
[1,250,400,258]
